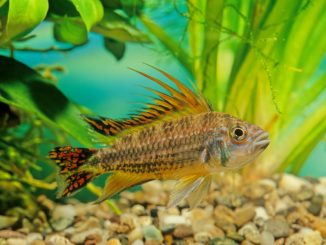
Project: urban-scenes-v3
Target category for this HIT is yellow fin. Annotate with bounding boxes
[187,175,212,209]
[167,175,204,208]
[83,66,211,138]
[94,172,151,203]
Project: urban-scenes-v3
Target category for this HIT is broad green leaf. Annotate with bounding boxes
[104,38,126,60]
[201,0,224,110]
[53,17,88,45]
[0,56,93,147]
[0,0,48,44]
[94,11,150,43]
[71,0,104,31]
[0,0,7,8]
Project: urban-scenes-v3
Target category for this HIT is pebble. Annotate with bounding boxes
[293,188,314,201]
[234,204,256,227]
[264,218,290,238]
[254,207,269,221]
[315,183,326,199]
[227,231,244,242]
[143,225,163,242]
[26,233,43,243]
[279,174,312,192]
[285,230,322,245]
[0,230,25,240]
[50,205,76,231]
[45,234,73,245]
[254,207,269,227]
[7,238,26,245]
[131,205,146,216]
[215,219,236,234]
[128,227,143,242]
[70,228,104,244]
[238,223,260,244]
[209,237,239,245]
[194,231,212,243]
[30,240,46,245]
[173,225,193,238]
[1,173,325,245]
[241,241,254,245]
[160,215,189,228]
[260,231,274,245]
[131,239,144,245]
[107,238,122,245]
[275,196,295,215]
[307,195,323,215]
[85,233,103,244]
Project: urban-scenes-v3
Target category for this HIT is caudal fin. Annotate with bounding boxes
[48,146,98,197]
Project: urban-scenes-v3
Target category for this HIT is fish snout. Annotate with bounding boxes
[253,130,270,150]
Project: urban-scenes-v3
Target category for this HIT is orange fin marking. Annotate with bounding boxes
[49,147,96,173]
[61,171,96,197]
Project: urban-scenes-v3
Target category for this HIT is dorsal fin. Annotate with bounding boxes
[83,65,211,137]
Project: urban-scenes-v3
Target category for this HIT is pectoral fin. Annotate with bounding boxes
[187,175,212,209]
[94,172,150,203]
[167,175,204,208]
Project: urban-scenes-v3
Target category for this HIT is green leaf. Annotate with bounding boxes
[0,56,94,147]
[0,0,7,8]
[71,0,104,31]
[93,11,150,42]
[0,0,48,44]
[53,17,88,45]
[100,0,122,9]
[104,38,126,60]
[48,0,80,17]
[140,15,192,73]
[120,0,143,17]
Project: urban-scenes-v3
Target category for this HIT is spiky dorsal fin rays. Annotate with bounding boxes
[82,65,211,141]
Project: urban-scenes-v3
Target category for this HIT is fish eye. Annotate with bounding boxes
[230,126,247,141]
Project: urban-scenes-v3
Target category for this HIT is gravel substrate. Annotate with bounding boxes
[0,173,325,245]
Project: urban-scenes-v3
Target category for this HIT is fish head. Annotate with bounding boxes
[212,115,270,169]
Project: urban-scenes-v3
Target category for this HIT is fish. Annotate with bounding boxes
[48,65,270,208]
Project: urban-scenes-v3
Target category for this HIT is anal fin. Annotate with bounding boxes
[94,172,151,203]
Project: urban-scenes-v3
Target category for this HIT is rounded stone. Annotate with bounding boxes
[260,231,274,245]
[238,223,260,244]
[106,238,122,245]
[143,225,163,242]
[194,231,212,243]
[234,204,255,227]
[264,219,290,238]
[173,225,193,238]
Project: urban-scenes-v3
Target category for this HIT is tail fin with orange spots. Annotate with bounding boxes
[48,146,99,198]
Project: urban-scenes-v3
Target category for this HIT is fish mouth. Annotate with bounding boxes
[254,131,270,151]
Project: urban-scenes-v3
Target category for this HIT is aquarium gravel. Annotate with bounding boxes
[0,173,325,245]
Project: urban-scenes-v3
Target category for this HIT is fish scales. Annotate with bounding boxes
[98,112,218,174]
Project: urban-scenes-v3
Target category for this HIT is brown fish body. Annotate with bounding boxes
[49,66,270,207]
[95,112,223,179]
